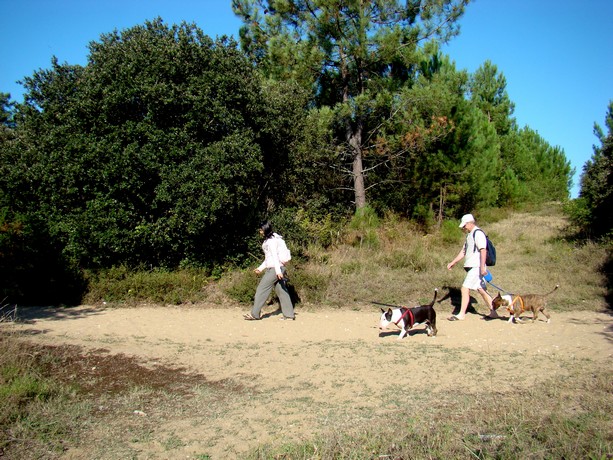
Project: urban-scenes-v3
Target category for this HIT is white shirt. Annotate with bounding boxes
[463,227,487,268]
[257,234,284,275]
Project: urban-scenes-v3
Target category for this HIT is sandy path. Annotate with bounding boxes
[10,304,613,458]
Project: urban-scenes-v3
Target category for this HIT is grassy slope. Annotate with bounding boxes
[277,203,610,314]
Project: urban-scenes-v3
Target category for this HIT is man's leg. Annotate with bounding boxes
[478,288,498,318]
[455,286,471,319]
[454,268,479,320]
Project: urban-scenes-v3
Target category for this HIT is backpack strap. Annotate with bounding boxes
[472,228,487,252]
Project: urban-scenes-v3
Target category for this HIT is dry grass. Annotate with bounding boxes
[1,202,612,459]
[248,367,613,460]
[287,202,609,314]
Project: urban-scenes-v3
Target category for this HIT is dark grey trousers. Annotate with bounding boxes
[251,268,294,319]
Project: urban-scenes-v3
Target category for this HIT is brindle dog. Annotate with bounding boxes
[491,285,559,324]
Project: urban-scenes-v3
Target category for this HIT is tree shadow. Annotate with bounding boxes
[12,305,104,324]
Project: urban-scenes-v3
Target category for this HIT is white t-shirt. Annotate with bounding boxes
[463,227,487,268]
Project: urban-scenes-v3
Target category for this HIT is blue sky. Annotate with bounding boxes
[2,1,612,198]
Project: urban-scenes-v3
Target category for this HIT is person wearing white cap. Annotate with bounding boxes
[446,213,498,321]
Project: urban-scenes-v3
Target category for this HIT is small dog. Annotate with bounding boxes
[491,285,559,324]
[379,289,438,339]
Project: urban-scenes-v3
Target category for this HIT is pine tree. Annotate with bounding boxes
[232,0,469,210]
[579,101,613,238]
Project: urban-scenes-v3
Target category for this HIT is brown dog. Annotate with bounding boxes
[491,285,559,324]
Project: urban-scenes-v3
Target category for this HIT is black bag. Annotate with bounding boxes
[472,229,496,266]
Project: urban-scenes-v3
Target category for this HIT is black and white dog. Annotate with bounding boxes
[378,289,438,339]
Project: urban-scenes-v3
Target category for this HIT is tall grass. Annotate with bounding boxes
[287,202,608,311]
[83,266,214,306]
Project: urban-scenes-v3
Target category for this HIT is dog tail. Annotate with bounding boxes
[428,288,438,307]
[544,284,560,297]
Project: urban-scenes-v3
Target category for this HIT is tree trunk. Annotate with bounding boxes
[438,184,446,226]
[340,44,367,210]
[348,123,366,209]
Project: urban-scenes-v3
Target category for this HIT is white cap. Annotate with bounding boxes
[459,214,475,228]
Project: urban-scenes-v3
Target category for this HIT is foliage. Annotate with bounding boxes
[468,60,515,136]
[0,12,579,304]
[575,101,613,239]
[0,210,85,305]
[83,266,213,305]
[0,19,308,273]
[233,0,470,209]
[223,269,259,304]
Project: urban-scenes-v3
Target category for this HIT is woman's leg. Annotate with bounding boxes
[275,268,294,319]
[251,269,277,319]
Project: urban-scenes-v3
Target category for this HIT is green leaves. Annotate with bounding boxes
[576,101,613,238]
[0,19,284,270]
[0,8,578,292]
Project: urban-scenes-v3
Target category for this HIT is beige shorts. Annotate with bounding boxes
[462,266,487,291]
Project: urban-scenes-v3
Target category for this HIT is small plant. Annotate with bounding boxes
[0,302,16,323]
[343,206,381,249]
[440,218,463,245]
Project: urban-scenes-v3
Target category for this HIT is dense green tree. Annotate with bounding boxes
[1,19,306,269]
[0,92,15,148]
[578,101,613,238]
[232,0,469,210]
[364,53,504,221]
[365,53,465,218]
[497,131,529,206]
[0,93,14,127]
[468,60,515,136]
[514,127,571,202]
[1,91,86,304]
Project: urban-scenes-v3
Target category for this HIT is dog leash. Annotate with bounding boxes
[371,301,403,309]
[485,279,514,295]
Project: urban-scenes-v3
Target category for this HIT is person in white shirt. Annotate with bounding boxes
[446,214,498,321]
[243,221,295,321]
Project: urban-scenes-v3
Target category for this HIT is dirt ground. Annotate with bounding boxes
[10,300,613,459]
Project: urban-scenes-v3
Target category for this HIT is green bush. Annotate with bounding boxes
[223,270,258,304]
[349,206,380,231]
[440,218,462,245]
[289,270,329,304]
[84,267,211,305]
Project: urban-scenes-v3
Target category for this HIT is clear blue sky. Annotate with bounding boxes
[2,1,611,198]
